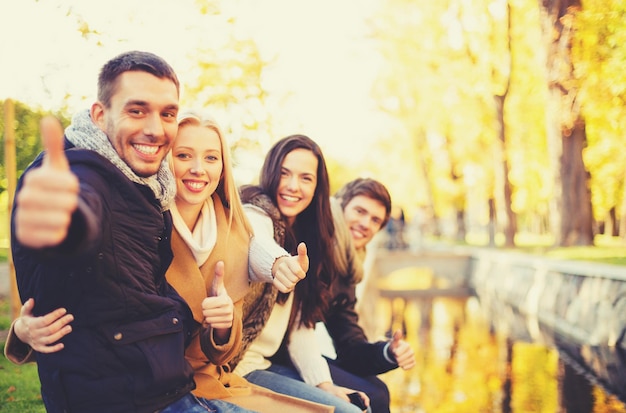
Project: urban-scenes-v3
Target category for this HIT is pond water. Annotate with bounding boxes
[376,295,626,413]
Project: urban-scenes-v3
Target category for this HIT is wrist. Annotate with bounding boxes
[383,341,396,364]
[316,381,333,391]
[13,317,27,343]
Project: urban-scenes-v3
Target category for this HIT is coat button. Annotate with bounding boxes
[172,317,179,325]
[113,332,123,340]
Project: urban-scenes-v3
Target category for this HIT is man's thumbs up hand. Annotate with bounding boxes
[15,116,79,248]
[388,330,416,370]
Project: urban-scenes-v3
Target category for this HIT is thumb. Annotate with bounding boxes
[391,329,403,344]
[40,115,68,171]
[20,298,35,317]
[210,261,225,297]
[297,242,309,272]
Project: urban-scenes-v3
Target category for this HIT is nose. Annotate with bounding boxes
[285,175,298,191]
[143,112,165,138]
[357,215,370,229]
[190,158,205,175]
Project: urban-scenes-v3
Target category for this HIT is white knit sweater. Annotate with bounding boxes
[234,204,333,386]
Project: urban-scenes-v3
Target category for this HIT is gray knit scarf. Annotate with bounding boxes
[65,109,176,210]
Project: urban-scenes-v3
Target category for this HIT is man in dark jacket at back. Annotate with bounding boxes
[10,50,209,413]
[324,178,416,413]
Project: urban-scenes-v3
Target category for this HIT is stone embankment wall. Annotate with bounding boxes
[372,246,626,398]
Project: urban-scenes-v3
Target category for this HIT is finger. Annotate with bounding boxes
[359,391,370,406]
[39,316,73,345]
[392,329,403,343]
[297,242,309,274]
[40,115,68,171]
[211,261,225,297]
[20,298,35,317]
[36,342,65,354]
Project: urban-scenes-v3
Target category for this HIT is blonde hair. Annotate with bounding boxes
[174,109,253,236]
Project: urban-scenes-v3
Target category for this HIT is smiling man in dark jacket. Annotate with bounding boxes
[324,178,416,413]
[10,51,208,413]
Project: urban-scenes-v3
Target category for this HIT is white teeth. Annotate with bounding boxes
[351,229,365,239]
[134,144,158,155]
[186,181,206,190]
[281,195,298,202]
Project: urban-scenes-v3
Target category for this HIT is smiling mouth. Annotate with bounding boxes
[184,180,207,190]
[133,143,159,155]
[280,194,300,202]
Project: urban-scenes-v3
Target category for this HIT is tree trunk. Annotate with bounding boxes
[608,206,618,237]
[540,0,593,246]
[495,94,517,247]
[4,99,19,319]
[560,122,594,245]
[488,197,497,247]
[414,131,441,237]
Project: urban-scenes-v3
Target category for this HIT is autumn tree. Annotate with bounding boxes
[539,0,594,246]
[571,0,626,239]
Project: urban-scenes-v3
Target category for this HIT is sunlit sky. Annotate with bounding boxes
[0,0,388,164]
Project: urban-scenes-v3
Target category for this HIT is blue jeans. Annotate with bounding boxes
[160,393,259,413]
[245,364,370,413]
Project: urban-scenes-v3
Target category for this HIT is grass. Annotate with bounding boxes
[0,341,45,412]
[459,232,626,266]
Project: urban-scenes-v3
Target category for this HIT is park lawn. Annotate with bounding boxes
[1,297,45,413]
[0,343,45,412]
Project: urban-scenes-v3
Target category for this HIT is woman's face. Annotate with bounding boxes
[275,148,318,225]
[172,123,223,209]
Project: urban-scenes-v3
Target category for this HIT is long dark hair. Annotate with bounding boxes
[257,134,336,327]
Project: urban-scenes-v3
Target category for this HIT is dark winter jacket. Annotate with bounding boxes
[323,197,397,376]
[11,143,195,413]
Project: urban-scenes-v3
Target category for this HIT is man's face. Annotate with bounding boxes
[92,71,179,177]
[342,195,387,249]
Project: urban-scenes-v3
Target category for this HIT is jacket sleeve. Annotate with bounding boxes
[199,297,243,366]
[3,319,35,365]
[325,280,398,376]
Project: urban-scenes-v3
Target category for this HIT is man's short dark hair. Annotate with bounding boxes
[335,178,392,228]
[97,50,180,107]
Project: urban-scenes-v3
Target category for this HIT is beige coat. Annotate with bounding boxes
[166,194,333,413]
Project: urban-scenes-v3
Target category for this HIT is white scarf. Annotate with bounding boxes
[170,199,218,266]
[64,109,176,211]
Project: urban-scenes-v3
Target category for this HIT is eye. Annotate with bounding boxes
[129,108,145,116]
[162,111,177,120]
[206,155,220,162]
[175,153,191,160]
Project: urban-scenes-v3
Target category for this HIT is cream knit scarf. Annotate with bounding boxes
[169,199,217,266]
[64,109,176,211]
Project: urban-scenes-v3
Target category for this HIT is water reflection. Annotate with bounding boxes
[376,295,626,413]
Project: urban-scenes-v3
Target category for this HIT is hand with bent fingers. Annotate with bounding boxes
[388,330,416,370]
[317,381,370,411]
[201,261,234,344]
[15,115,79,248]
[14,298,74,353]
[272,242,308,293]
